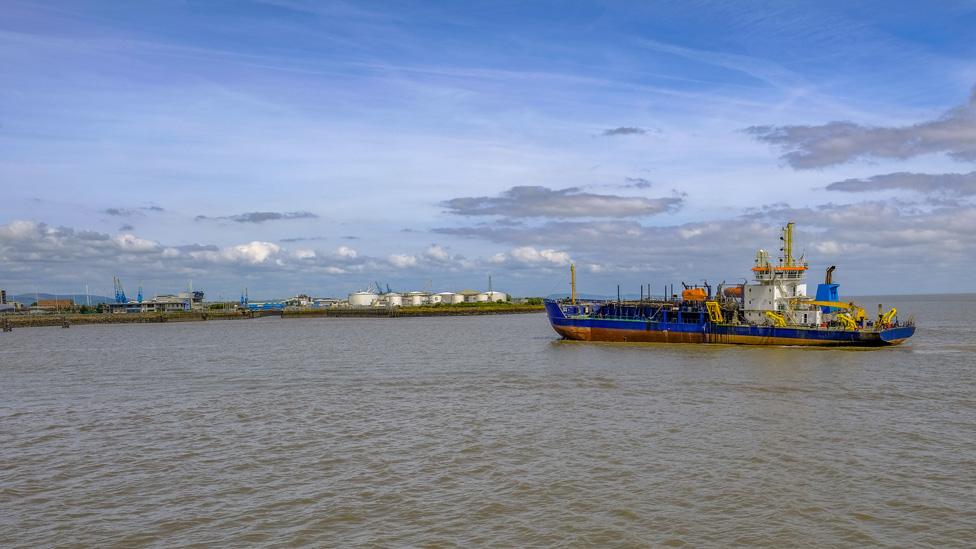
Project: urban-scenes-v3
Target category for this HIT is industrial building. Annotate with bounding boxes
[104,277,206,313]
[32,298,75,313]
[107,295,190,314]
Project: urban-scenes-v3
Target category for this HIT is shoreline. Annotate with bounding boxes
[0,304,546,329]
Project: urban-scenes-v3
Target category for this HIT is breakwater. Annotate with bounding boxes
[0,304,545,329]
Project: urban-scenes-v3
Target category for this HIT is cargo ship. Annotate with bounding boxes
[545,222,915,346]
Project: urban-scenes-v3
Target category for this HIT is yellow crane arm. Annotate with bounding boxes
[880,307,897,325]
[765,311,787,327]
[836,313,857,331]
[794,299,867,320]
[801,300,856,309]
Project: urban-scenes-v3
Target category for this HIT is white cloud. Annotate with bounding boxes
[510,246,571,266]
[443,186,683,218]
[424,244,450,261]
[113,233,159,252]
[337,246,358,258]
[226,241,280,264]
[388,254,418,268]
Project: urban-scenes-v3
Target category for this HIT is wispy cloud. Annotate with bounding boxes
[280,236,328,243]
[196,211,318,223]
[103,206,166,217]
[637,37,806,91]
[748,87,976,169]
[827,171,976,196]
[601,127,648,136]
[443,186,682,218]
[624,177,652,189]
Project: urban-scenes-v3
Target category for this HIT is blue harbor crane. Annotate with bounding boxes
[137,285,143,304]
[113,276,127,304]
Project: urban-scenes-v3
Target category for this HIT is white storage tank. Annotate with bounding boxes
[479,291,507,302]
[434,292,457,304]
[404,291,428,306]
[348,291,378,307]
[458,290,480,302]
[448,293,465,304]
[429,294,443,304]
[385,293,403,307]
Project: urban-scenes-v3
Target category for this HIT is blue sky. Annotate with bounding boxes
[2,0,976,299]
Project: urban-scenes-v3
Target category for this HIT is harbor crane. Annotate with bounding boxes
[113,276,127,304]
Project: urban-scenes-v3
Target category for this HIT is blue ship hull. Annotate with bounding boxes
[545,300,915,347]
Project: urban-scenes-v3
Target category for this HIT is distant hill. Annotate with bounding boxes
[546,292,660,301]
[547,293,605,300]
[9,293,115,305]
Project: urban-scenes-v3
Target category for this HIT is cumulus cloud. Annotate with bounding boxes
[388,254,418,268]
[510,246,571,266]
[747,86,976,169]
[336,246,358,258]
[438,198,976,286]
[1,220,575,295]
[196,211,318,223]
[114,233,159,252]
[826,171,976,196]
[0,220,382,293]
[601,127,648,136]
[424,244,450,261]
[443,186,682,218]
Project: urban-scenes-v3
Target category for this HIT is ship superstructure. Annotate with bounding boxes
[544,222,915,346]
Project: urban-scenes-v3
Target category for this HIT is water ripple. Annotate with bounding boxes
[2,300,975,546]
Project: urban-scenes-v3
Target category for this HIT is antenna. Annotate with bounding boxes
[570,263,577,305]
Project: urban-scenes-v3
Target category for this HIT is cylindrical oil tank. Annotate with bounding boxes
[386,293,402,307]
[348,291,377,307]
[722,287,743,299]
[449,293,465,304]
[480,291,507,302]
[405,292,427,306]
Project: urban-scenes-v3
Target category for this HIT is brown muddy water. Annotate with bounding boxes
[2,294,974,547]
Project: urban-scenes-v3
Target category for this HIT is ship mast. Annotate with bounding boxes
[570,263,577,305]
[780,221,795,267]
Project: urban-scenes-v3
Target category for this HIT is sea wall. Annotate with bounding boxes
[1,304,545,328]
